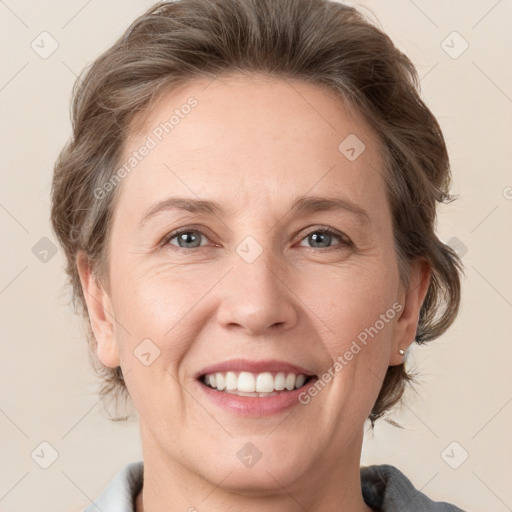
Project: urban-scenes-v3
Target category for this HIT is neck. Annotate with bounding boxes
[135,424,374,512]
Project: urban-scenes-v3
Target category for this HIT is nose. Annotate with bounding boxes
[216,246,299,336]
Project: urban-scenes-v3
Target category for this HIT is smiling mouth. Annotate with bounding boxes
[199,371,316,397]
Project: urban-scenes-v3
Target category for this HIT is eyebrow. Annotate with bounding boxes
[139,194,371,226]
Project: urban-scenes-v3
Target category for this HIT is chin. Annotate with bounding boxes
[213,461,308,496]
[194,436,315,494]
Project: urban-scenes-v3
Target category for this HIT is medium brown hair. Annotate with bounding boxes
[50,0,463,425]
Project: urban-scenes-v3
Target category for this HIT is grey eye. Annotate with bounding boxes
[298,229,347,249]
[169,230,205,248]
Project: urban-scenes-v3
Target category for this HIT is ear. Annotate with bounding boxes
[76,251,120,368]
[389,258,431,366]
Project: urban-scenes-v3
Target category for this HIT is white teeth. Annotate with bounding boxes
[295,374,306,388]
[224,389,279,397]
[285,373,296,391]
[256,372,274,393]
[225,371,237,390]
[274,372,286,391]
[238,372,256,392]
[203,370,311,393]
[215,372,225,390]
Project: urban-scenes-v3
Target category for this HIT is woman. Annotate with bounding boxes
[50,0,465,510]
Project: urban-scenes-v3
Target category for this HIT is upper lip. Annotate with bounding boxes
[195,358,317,379]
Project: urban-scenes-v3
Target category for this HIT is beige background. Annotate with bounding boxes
[1,1,511,511]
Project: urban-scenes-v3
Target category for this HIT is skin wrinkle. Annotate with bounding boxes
[77,74,430,512]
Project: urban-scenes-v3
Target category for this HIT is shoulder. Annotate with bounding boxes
[360,464,466,512]
[83,460,143,512]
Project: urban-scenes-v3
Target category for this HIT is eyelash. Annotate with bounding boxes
[160,226,353,253]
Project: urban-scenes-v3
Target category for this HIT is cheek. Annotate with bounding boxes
[110,271,199,420]
[299,258,398,356]
[114,258,201,328]
[110,264,206,370]
[312,283,397,423]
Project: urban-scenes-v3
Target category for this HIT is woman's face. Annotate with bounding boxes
[81,74,427,492]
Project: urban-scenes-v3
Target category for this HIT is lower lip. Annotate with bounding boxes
[197,379,317,416]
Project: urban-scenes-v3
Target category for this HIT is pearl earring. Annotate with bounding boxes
[398,349,405,356]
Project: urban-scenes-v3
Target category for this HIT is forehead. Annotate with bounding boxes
[116,73,388,223]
